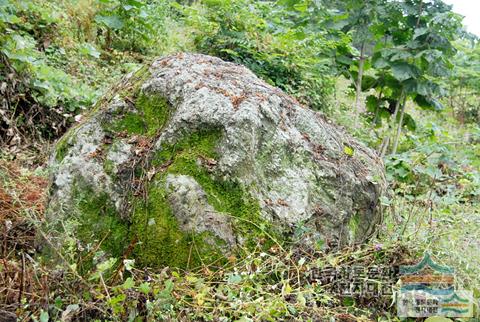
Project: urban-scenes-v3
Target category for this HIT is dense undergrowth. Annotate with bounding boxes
[1,0,480,320]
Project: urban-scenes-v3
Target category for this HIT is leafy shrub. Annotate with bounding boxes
[94,0,175,54]
[385,120,480,202]
[447,40,480,124]
[0,0,97,144]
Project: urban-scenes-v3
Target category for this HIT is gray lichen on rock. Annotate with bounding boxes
[46,53,387,268]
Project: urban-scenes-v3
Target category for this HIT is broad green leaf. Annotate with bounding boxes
[416,80,433,96]
[97,258,116,272]
[33,80,51,91]
[293,30,306,40]
[293,1,308,12]
[95,14,124,30]
[366,95,378,112]
[428,61,450,77]
[413,27,429,39]
[227,273,242,284]
[298,257,306,266]
[108,293,126,306]
[122,4,135,11]
[39,310,49,322]
[390,50,412,61]
[342,297,354,307]
[122,277,135,290]
[164,279,174,293]
[0,13,21,24]
[126,0,144,7]
[343,143,355,157]
[403,78,418,94]
[414,95,443,111]
[361,75,377,91]
[61,304,80,319]
[170,2,183,10]
[139,282,151,294]
[391,62,419,81]
[282,282,292,295]
[402,113,416,131]
[277,0,302,9]
[395,166,409,178]
[79,43,100,59]
[297,292,306,306]
[336,54,353,65]
[372,56,389,69]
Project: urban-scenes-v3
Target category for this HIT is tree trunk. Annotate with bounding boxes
[373,88,384,127]
[379,136,390,159]
[354,42,366,127]
[391,90,403,122]
[378,89,404,157]
[391,95,407,155]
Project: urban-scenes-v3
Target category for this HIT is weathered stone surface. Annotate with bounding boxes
[46,53,386,268]
[165,174,236,248]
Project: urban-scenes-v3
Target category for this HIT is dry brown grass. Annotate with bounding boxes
[0,157,49,315]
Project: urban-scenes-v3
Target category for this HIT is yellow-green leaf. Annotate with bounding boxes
[343,143,355,156]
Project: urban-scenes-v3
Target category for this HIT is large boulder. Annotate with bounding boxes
[45,53,386,268]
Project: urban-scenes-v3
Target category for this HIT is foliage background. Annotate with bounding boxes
[0,0,479,320]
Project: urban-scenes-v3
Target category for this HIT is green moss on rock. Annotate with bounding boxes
[64,117,274,269]
[348,213,360,240]
[55,131,76,162]
[109,112,146,135]
[103,158,115,176]
[126,128,276,268]
[107,93,170,136]
[71,180,129,272]
[130,178,224,268]
[151,129,276,250]
[127,129,229,268]
[136,93,170,137]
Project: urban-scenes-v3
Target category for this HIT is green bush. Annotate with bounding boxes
[94,0,176,54]
[0,0,97,142]
[385,119,480,201]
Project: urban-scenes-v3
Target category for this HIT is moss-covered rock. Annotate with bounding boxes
[46,53,387,269]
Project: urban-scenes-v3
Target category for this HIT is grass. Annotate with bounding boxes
[2,139,477,321]
[0,157,48,311]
